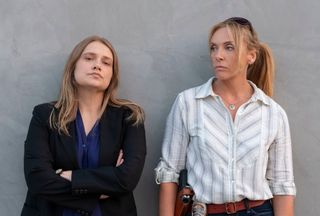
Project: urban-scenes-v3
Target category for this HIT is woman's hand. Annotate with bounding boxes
[99,195,109,199]
[116,149,124,167]
[59,170,72,181]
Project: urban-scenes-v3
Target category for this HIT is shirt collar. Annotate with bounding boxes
[195,77,270,106]
[195,77,217,99]
[248,80,270,106]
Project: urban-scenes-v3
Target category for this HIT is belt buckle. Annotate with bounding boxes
[225,202,237,214]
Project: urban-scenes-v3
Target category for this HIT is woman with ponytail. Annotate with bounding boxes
[22,36,146,216]
[156,17,295,216]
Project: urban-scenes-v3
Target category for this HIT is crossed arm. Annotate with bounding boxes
[24,105,146,212]
[59,150,124,199]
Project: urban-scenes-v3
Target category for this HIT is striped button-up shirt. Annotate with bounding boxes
[155,77,296,203]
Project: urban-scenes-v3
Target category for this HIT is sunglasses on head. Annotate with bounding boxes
[225,17,253,33]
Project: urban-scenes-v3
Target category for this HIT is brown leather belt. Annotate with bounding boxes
[206,199,266,214]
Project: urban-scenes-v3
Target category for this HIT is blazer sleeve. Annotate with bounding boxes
[24,104,99,212]
[71,109,147,196]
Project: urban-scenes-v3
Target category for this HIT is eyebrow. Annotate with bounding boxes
[210,41,235,46]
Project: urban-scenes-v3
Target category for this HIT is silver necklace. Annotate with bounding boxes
[228,104,236,110]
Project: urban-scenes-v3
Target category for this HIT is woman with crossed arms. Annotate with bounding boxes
[22,35,146,216]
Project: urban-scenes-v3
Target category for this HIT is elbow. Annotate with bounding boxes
[25,173,45,195]
[25,166,41,194]
[116,164,145,192]
[24,164,48,194]
[25,170,71,196]
[118,179,139,192]
[117,170,144,192]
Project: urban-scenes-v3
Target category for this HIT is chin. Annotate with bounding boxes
[214,73,228,81]
[78,83,108,92]
[215,72,239,81]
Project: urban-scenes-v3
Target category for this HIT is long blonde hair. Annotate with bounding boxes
[208,17,275,97]
[50,35,144,135]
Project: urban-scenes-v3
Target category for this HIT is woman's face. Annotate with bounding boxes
[210,27,255,81]
[74,41,113,92]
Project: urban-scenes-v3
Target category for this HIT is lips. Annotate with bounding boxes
[214,66,227,71]
[88,72,103,78]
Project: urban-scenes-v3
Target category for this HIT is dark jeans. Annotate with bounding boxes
[186,200,274,216]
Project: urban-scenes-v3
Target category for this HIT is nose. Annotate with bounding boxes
[213,48,224,62]
[92,62,102,71]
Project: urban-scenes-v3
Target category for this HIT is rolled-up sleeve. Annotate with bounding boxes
[266,106,296,196]
[155,93,189,184]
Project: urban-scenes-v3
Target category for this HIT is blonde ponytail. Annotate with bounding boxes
[247,43,275,97]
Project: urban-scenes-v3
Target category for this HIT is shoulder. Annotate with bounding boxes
[179,83,204,98]
[178,88,195,100]
[32,102,55,123]
[106,98,145,123]
[173,83,204,110]
[33,102,55,112]
[177,78,212,101]
[261,94,289,122]
[263,94,285,112]
[254,87,286,114]
[106,104,131,115]
[272,101,289,122]
[102,105,134,124]
[254,87,291,131]
[104,105,144,129]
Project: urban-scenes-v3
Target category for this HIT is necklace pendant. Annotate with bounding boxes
[229,104,236,110]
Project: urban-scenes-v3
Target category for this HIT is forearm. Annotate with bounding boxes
[272,195,295,216]
[159,182,178,216]
[59,150,125,199]
[71,158,144,195]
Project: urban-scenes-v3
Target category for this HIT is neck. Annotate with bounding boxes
[213,77,252,100]
[212,76,253,112]
[77,89,104,117]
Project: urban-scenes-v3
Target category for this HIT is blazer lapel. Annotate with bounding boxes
[58,121,79,169]
[99,106,119,166]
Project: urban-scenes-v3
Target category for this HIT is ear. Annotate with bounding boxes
[247,49,257,65]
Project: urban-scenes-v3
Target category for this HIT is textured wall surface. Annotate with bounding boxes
[0,0,319,215]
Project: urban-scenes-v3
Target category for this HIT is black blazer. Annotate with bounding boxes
[21,103,146,216]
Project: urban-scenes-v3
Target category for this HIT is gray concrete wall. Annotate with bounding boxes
[0,0,319,215]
